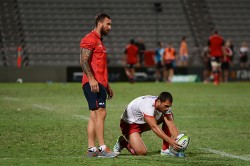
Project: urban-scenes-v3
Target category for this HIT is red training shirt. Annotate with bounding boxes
[125,44,139,64]
[208,34,224,57]
[80,30,108,88]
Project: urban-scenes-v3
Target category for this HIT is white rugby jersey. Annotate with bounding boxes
[121,95,172,124]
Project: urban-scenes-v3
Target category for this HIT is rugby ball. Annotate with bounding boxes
[176,133,190,151]
[170,133,190,153]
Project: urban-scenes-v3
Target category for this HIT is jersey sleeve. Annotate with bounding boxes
[80,35,96,51]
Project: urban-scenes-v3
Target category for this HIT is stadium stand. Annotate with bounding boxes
[206,0,250,46]
[0,0,26,66]
[0,0,249,67]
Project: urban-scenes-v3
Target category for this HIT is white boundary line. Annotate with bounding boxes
[200,148,250,161]
[32,104,53,111]
[72,115,89,121]
[3,97,19,101]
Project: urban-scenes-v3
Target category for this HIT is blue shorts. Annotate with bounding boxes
[83,83,107,110]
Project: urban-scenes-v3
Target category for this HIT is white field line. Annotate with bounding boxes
[3,96,54,111]
[32,104,53,111]
[200,148,250,161]
[3,97,19,101]
[72,114,89,121]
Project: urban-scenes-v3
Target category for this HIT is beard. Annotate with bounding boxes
[100,26,110,36]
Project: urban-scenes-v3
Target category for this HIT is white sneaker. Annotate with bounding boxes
[160,149,185,158]
[113,136,126,154]
[161,149,174,157]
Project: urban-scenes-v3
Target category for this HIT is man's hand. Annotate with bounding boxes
[89,77,99,93]
[106,85,113,100]
[168,137,182,151]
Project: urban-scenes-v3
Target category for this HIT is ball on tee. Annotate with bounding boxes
[176,133,190,151]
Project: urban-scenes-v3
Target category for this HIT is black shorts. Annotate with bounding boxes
[156,62,162,69]
[205,61,212,71]
[240,55,248,63]
[210,56,222,63]
[126,64,136,69]
[221,62,230,70]
[165,63,173,70]
[83,83,107,110]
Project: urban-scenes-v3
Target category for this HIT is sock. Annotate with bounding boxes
[99,145,106,152]
[162,122,171,150]
[88,147,97,152]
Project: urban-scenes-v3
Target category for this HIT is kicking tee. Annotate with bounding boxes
[121,95,172,124]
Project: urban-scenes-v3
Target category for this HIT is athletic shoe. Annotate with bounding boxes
[98,147,118,158]
[160,149,185,158]
[86,150,98,158]
[113,136,126,154]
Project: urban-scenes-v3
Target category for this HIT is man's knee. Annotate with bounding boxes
[96,108,106,118]
[135,149,147,156]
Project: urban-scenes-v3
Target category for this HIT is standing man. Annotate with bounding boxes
[178,36,189,67]
[221,40,233,82]
[163,43,176,82]
[124,39,139,83]
[113,92,186,157]
[80,13,117,158]
[136,38,146,67]
[154,41,165,82]
[208,30,224,85]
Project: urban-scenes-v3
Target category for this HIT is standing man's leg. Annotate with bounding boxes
[95,108,106,147]
[163,65,168,82]
[88,111,96,148]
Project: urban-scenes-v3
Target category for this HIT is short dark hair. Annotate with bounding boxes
[157,92,173,103]
[130,39,135,44]
[95,13,111,27]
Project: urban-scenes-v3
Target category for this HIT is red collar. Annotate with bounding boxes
[91,30,101,39]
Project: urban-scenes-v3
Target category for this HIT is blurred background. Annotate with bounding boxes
[0,0,249,82]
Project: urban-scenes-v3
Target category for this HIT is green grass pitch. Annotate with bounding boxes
[0,82,249,166]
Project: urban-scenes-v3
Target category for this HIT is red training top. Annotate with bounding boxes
[208,35,224,57]
[80,30,108,88]
[125,44,139,64]
[223,47,232,62]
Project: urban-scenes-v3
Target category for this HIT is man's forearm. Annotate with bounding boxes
[80,48,94,78]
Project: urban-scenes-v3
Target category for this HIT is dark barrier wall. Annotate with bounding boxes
[67,66,250,82]
[0,66,249,82]
[67,66,189,82]
[0,66,66,82]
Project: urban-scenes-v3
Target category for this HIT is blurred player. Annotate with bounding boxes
[178,36,189,67]
[163,43,176,82]
[221,40,233,82]
[124,39,139,83]
[208,30,224,85]
[113,92,185,157]
[239,41,249,68]
[154,41,164,82]
[201,46,212,83]
[80,13,117,158]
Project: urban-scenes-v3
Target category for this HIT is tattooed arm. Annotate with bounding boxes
[80,48,99,92]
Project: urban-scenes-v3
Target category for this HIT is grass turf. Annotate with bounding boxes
[0,82,249,166]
